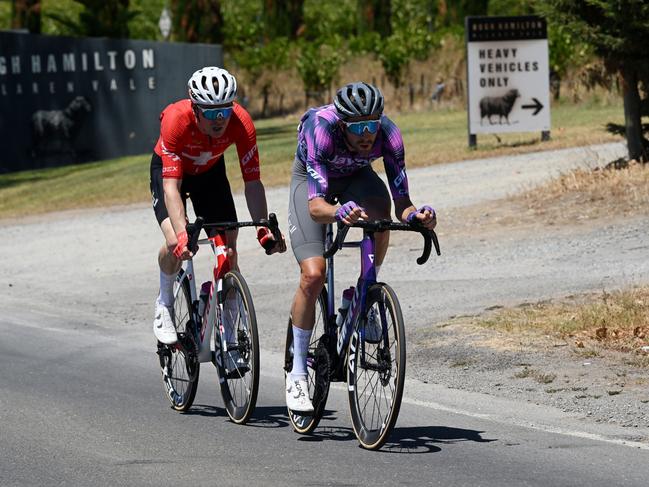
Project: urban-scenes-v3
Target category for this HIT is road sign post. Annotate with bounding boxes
[465,16,551,148]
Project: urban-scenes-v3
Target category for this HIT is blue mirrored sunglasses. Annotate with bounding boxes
[197,105,233,121]
[343,120,381,135]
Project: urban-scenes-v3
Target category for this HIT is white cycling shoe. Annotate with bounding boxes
[153,300,178,345]
[364,308,383,344]
[286,375,314,413]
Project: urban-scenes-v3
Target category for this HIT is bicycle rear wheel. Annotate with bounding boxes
[285,288,330,434]
[158,275,199,412]
[215,270,259,424]
[347,283,406,450]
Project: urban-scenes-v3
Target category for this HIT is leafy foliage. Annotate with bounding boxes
[536,0,649,66]
[376,0,435,89]
[0,1,12,30]
[538,0,649,160]
[221,0,263,50]
[170,0,224,43]
[11,0,41,33]
[302,0,355,40]
[263,0,304,40]
[296,36,347,103]
[45,0,137,37]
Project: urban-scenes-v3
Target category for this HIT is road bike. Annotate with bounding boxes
[157,214,281,424]
[284,218,440,449]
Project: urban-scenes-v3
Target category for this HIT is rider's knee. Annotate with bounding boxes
[300,265,326,296]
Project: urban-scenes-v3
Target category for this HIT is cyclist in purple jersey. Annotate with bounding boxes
[296,104,408,200]
[285,82,437,412]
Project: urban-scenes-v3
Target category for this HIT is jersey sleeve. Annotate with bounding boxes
[380,116,409,200]
[232,105,261,182]
[158,107,186,179]
[305,117,335,200]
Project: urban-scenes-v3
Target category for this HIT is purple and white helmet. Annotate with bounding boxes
[187,67,237,106]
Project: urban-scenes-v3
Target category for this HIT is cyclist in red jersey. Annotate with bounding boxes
[150,66,286,347]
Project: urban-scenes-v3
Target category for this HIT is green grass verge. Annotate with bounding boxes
[0,100,624,220]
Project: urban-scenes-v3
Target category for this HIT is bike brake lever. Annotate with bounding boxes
[186,217,204,254]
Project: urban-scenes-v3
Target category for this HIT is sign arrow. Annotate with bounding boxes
[522,97,543,116]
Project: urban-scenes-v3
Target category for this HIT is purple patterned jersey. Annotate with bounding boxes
[295,104,410,201]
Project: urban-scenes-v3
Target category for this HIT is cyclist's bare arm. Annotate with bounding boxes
[243,179,268,221]
[163,177,193,258]
[244,179,287,254]
[395,197,416,223]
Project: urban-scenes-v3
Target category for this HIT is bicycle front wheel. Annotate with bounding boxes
[158,275,199,412]
[215,270,259,424]
[347,283,406,450]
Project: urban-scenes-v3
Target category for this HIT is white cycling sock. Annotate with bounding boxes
[158,270,177,307]
[291,325,312,380]
[375,264,381,278]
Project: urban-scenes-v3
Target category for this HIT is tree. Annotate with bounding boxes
[538,0,649,162]
[376,0,434,96]
[357,0,391,37]
[262,0,304,40]
[437,0,488,26]
[296,37,346,106]
[171,0,224,43]
[235,38,292,116]
[11,0,41,33]
[222,0,263,51]
[46,0,135,38]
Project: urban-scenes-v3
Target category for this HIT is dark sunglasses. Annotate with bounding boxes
[342,119,381,135]
[195,105,233,121]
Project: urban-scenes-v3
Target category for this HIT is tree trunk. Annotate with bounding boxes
[11,0,41,34]
[357,1,391,37]
[264,0,304,40]
[620,65,646,161]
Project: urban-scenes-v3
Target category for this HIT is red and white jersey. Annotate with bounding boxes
[153,99,260,181]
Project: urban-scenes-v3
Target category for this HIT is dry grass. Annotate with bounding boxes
[516,159,649,223]
[448,160,649,233]
[475,287,649,367]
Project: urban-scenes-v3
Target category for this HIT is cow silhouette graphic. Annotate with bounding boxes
[479,89,520,125]
[32,96,92,160]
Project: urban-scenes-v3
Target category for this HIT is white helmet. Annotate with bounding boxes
[187,67,237,106]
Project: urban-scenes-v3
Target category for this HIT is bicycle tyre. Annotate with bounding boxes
[158,275,199,412]
[285,288,330,434]
[347,283,406,450]
[215,270,260,424]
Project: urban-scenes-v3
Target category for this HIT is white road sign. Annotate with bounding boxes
[159,8,172,40]
[466,16,551,135]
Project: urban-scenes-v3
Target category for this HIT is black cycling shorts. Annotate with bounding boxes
[149,153,238,227]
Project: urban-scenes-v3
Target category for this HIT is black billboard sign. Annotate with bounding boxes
[0,32,223,172]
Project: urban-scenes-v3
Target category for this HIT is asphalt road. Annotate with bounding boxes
[3,141,649,485]
[2,306,648,487]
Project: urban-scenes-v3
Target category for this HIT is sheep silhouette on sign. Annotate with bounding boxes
[479,89,520,125]
[31,96,92,160]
